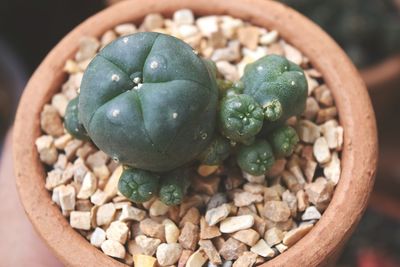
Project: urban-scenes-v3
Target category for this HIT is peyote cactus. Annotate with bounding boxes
[64,31,307,205]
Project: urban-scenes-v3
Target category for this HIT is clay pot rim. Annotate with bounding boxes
[13,0,378,266]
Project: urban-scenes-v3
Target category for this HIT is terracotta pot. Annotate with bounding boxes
[13,0,378,266]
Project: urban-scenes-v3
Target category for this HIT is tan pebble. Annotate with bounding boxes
[304,97,320,120]
[104,165,123,200]
[191,175,220,195]
[96,203,116,226]
[123,253,134,266]
[282,190,297,217]
[156,243,182,266]
[297,120,320,143]
[186,249,208,267]
[305,73,319,95]
[141,13,164,31]
[178,222,199,250]
[233,251,257,267]
[101,239,126,259]
[220,15,244,38]
[282,41,302,65]
[237,56,255,77]
[90,227,106,247]
[320,120,343,150]
[199,239,222,265]
[54,156,67,171]
[140,218,165,241]
[40,104,64,137]
[72,158,89,183]
[64,139,83,160]
[264,227,284,246]
[262,201,291,222]
[305,177,334,211]
[54,134,72,150]
[197,164,219,177]
[296,189,309,212]
[93,165,110,183]
[132,254,157,267]
[264,187,281,202]
[90,189,108,206]
[205,203,231,226]
[304,160,318,183]
[302,206,321,221]
[211,40,241,62]
[87,151,109,169]
[323,152,341,185]
[36,137,58,166]
[314,84,333,106]
[316,107,337,123]
[180,207,200,227]
[196,16,219,37]
[101,30,117,47]
[63,59,81,74]
[77,172,97,199]
[276,243,288,253]
[149,199,170,217]
[177,24,199,38]
[179,195,204,217]
[114,23,136,36]
[76,142,95,159]
[242,171,265,184]
[59,184,75,211]
[209,30,227,48]
[233,191,263,207]
[232,229,260,246]
[106,221,129,244]
[75,36,100,62]
[163,219,180,243]
[267,158,287,177]
[243,183,265,194]
[287,156,306,185]
[220,215,254,233]
[266,42,284,56]
[51,93,69,117]
[313,137,331,164]
[237,26,260,50]
[281,170,302,193]
[70,211,90,230]
[135,235,162,256]
[216,61,239,81]
[177,249,193,267]
[199,217,221,239]
[118,205,145,222]
[259,30,279,45]
[219,237,248,260]
[283,224,314,246]
[242,46,268,61]
[173,9,194,25]
[251,239,275,258]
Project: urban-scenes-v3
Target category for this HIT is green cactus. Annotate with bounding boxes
[268,125,299,158]
[64,96,89,140]
[118,167,160,203]
[219,94,264,144]
[78,32,218,172]
[159,167,191,205]
[241,55,307,132]
[199,134,231,165]
[237,139,275,176]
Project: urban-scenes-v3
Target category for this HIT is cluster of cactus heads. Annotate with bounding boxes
[64,32,307,206]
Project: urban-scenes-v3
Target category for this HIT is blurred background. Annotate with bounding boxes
[0,0,399,266]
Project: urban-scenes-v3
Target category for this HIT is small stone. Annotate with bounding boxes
[59,184,76,211]
[209,30,227,48]
[207,193,228,210]
[186,249,208,267]
[242,46,268,61]
[197,164,219,177]
[251,239,275,258]
[96,203,116,226]
[135,235,162,256]
[87,151,109,169]
[282,190,297,217]
[262,201,291,222]
[179,195,204,217]
[104,166,123,200]
[302,206,322,221]
[156,243,182,266]
[232,229,260,246]
[304,160,318,183]
[199,240,222,265]
[141,13,164,31]
[243,172,265,184]
[200,217,221,239]
[219,238,248,261]
[275,243,288,253]
[40,104,64,137]
[63,59,81,74]
[179,222,199,250]
[191,175,220,195]
[297,120,320,143]
[51,93,69,117]
[283,224,314,247]
[70,211,91,230]
[287,157,306,185]
[316,107,337,123]
[140,218,165,241]
[237,26,260,50]
[132,254,157,267]
[264,187,281,202]
[296,189,309,212]
[77,172,97,199]
[149,199,170,217]
[106,221,129,244]
[76,142,95,159]
[211,41,241,62]
[54,134,73,150]
[305,177,334,211]
[163,219,180,243]
[64,139,83,160]
[281,171,302,193]
[205,203,231,226]
[177,24,199,38]
[323,152,341,185]
[234,191,263,207]
[304,97,320,120]
[306,73,319,95]
[90,189,108,206]
[216,61,239,81]
[313,137,331,164]
[114,23,137,36]
[101,30,117,47]
[93,165,110,183]
[75,36,100,62]
[264,227,284,246]
[314,84,333,106]
[180,207,201,227]
[243,183,265,194]
[220,16,243,38]
[54,154,68,170]
[282,42,302,65]
[173,9,194,25]
[37,137,58,165]
[267,159,287,177]
[259,30,279,45]
[196,16,219,37]
[222,261,233,267]
[89,227,105,248]
[178,250,193,267]
[233,251,257,267]
[220,215,254,233]
[101,239,126,259]
[320,120,343,150]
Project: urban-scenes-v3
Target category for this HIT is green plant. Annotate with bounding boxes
[268,125,299,158]
[159,167,191,206]
[64,96,89,140]
[198,134,231,165]
[237,139,275,176]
